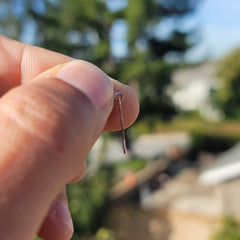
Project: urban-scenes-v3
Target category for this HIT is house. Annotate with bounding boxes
[199,142,240,185]
[169,62,222,120]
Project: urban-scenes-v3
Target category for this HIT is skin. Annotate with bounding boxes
[0,35,139,240]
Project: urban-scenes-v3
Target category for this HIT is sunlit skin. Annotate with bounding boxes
[0,35,139,240]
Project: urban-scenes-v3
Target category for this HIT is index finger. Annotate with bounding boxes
[0,35,139,131]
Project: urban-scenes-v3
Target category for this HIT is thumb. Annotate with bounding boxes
[0,60,113,240]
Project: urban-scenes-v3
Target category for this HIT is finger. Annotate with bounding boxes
[0,60,112,239]
[0,35,139,131]
[0,34,73,94]
[104,79,139,131]
[38,187,73,240]
[37,64,139,131]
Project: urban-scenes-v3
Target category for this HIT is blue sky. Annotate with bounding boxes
[184,0,240,62]
[111,0,240,62]
[3,0,239,63]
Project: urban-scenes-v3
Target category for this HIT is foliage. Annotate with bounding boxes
[95,227,115,240]
[34,166,114,240]
[187,132,239,160]
[33,166,114,239]
[0,0,199,119]
[132,115,240,136]
[132,115,240,160]
[67,166,115,238]
[211,217,240,240]
[213,48,240,118]
[115,158,147,172]
[34,237,42,240]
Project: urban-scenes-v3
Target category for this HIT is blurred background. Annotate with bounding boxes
[1,0,240,239]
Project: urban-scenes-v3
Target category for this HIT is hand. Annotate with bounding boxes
[0,35,139,240]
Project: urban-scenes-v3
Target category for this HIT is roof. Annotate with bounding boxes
[199,142,240,185]
[171,62,217,88]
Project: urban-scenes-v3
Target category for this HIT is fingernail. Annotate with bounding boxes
[53,60,113,109]
[55,199,74,234]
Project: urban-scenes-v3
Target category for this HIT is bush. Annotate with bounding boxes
[115,158,147,172]
[187,132,239,160]
[35,166,115,240]
[67,166,115,238]
[211,217,240,240]
[95,228,115,240]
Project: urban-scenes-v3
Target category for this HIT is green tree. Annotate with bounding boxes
[121,0,197,119]
[213,48,240,118]
[0,0,199,119]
